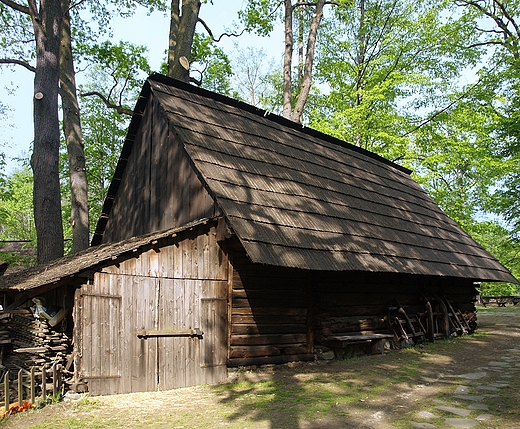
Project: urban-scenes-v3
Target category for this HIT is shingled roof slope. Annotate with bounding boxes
[99,75,517,283]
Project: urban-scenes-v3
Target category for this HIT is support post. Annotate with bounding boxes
[30,367,36,404]
[41,366,46,401]
[18,369,23,407]
[3,372,9,412]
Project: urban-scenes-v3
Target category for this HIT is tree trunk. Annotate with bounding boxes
[291,0,325,124]
[282,0,294,119]
[355,0,367,147]
[297,6,304,86]
[60,0,89,253]
[168,0,202,82]
[29,0,64,264]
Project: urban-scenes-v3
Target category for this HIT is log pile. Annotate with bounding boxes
[0,310,72,383]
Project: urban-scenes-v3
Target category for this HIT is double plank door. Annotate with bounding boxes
[78,272,228,395]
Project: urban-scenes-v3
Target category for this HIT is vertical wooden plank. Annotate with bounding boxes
[81,286,93,380]
[174,240,183,279]
[154,101,169,231]
[201,231,210,280]
[80,274,122,395]
[109,280,121,394]
[183,237,192,279]
[169,123,182,226]
[157,278,175,390]
[172,279,185,388]
[187,280,201,386]
[120,274,132,394]
[149,248,159,277]
[131,276,158,393]
[149,99,157,232]
[131,275,144,393]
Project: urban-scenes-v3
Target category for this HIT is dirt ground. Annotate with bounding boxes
[1,306,519,429]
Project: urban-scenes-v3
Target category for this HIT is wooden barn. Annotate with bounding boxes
[0,74,516,396]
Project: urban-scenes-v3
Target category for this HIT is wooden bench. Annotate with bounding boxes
[323,333,394,355]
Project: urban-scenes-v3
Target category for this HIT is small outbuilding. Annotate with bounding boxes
[0,75,516,396]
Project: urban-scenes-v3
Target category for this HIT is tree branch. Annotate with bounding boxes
[197,17,245,42]
[0,58,36,72]
[0,0,30,14]
[80,91,133,116]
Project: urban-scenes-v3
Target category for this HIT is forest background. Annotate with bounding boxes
[0,0,519,295]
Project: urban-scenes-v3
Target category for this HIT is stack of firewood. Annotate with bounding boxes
[1,310,72,376]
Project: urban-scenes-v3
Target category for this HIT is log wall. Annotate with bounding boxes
[228,244,477,365]
[228,249,314,366]
[311,271,477,343]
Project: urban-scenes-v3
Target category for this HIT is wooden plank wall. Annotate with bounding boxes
[102,95,217,244]
[228,248,314,366]
[79,223,229,395]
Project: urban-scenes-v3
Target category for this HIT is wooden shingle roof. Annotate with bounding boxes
[96,74,516,283]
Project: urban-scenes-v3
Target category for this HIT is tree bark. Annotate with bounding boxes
[29,0,64,264]
[291,0,325,123]
[168,0,202,82]
[282,0,294,119]
[60,0,89,253]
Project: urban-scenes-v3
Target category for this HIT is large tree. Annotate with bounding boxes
[60,0,88,253]
[0,0,65,264]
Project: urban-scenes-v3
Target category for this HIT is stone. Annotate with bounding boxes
[435,406,471,417]
[417,411,439,419]
[411,422,437,429]
[454,385,469,394]
[468,403,489,411]
[458,372,486,380]
[476,385,499,391]
[453,395,485,402]
[319,350,335,360]
[443,418,479,428]
[488,361,508,367]
[476,414,493,421]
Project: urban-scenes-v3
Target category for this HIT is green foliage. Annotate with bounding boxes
[238,0,283,36]
[0,166,36,241]
[73,63,135,237]
[0,3,34,61]
[454,0,520,235]
[81,99,128,235]
[79,40,152,95]
[467,221,520,296]
[0,166,37,268]
[310,0,481,160]
[411,100,507,226]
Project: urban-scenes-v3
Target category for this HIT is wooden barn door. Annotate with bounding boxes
[79,273,227,395]
[157,279,228,390]
[79,275,123,395]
